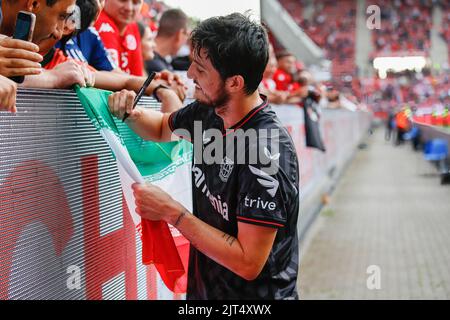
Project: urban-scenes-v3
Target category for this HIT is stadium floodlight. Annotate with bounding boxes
[373,56,427,79]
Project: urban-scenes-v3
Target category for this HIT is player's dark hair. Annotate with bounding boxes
[190,13,269,95]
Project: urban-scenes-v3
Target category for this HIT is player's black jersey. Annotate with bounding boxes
[169,96,300,300]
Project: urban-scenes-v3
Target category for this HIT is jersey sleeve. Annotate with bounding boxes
[236,142,299,229]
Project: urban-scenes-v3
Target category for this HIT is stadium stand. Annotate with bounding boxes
[440,1,450,59]
[372,0,433,56]
[279,0,357,85]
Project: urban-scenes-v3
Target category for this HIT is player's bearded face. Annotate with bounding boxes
[194,79,231,109]
[188,48,231,109]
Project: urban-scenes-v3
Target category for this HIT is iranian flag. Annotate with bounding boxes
[76,86,192,293]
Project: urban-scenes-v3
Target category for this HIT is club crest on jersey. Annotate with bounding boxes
[219,156,234,182]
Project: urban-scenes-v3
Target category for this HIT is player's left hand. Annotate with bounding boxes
[132,182,183,225]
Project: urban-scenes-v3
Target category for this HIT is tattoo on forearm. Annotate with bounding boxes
[222,233,236,247]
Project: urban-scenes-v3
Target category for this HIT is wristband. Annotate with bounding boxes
[153,84,169,102]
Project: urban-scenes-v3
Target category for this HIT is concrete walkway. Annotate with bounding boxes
[298,128,450,299]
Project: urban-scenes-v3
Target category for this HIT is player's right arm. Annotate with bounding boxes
[107,89,175,142]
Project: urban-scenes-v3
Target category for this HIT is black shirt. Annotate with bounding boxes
[145,51,173,73]
[168,97,300,300]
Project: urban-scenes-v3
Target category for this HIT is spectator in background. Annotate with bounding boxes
[0,0,94,89]
[95,0,144,76]
[395,105,412,145]
[324,84,341,109]
[273,51,296,92]
[0,0,44,80]
[56,0,117,72]
[59,0,184,90]
[136,20,156,75]
[385,108,395,141]
[67,0,186,98]
[259,46,289,104]
[271,51,308,104]
[0,0,73,56]
[259,56,288,104]
[38,5,185,113]
[295,70,312,100]
[145,8,188,73]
